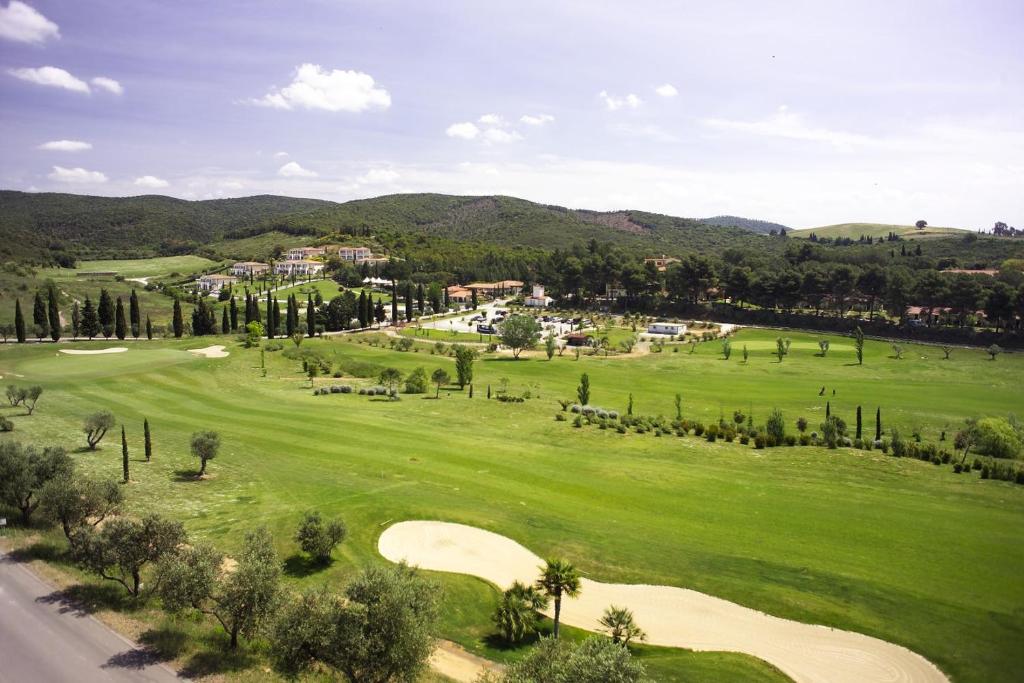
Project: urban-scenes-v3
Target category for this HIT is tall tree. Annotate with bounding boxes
[145,315,153,340]
[536,559,582,638]
[391,281,398,322]
[577,373,590,406]
[81,296,100,339]
[33,290,49,340]
[114,297,127,340]
[453,345,475,388]
[229,296,238,331]
[222,307,230,334]
[121,425,130,483]
[71,301,81,338]
[144,418,152,462]
[416,282,425,314]
[854,326,865,365]
[47,285,61,341]
[357,290,368,328]
[875,407,882,441]
[405,282,413,321]
[273,297,281,337]
[285,295,296,336]
[172,299,184,338]
[266,291,274,338]
[856,406,862,440]
[306,294,315,337]
[129,289,141,338]
[14,298,26,343]
[98,288,115,338]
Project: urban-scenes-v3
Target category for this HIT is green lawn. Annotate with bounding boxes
[1,328,1022,682]
[791,223,966,240]
[40,255,218,280]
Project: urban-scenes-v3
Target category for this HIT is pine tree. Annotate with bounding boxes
[121,425,130,483]
[875,407,882,441]
[129,289,141,338]
[81,295,100,339]
[229,296,238,330]
[14,299,26,343]
[114,297,127,340]
[47,285,61,341]
[98,288,115,338]
[306,295,315,337]
[146,315,153,340]
[71,301,81,338]
[32,290,48,340]
[172,299,184,338]
[856,406,862,440]
[416,283,425,314]
[144,418,152,462]
[222,307,230,334]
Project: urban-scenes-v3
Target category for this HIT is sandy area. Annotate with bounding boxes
[429,641,501,682]
[188,345,229,358]
[126,277,151,285]
[379,521,948,683]
[60,347,128,355]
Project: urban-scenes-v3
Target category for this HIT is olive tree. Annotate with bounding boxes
[83,411,116,450]
[190,430,220,477]
[431,367,451,398]
[72,514,186,597]
[295,510,347,564]
[41,473,123,541]
[0,441,73,523]
[499,315,541,359]
[499,636,647,683]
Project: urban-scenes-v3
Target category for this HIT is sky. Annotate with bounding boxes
[1,0,1022,228]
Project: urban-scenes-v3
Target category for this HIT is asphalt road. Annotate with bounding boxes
[0,550,182,682]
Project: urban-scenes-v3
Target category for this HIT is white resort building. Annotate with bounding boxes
[197,273,238,293]
[230,261,270,277]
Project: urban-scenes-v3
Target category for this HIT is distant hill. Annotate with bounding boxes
[0,190,769,263]
[697,215,790,235]
[792,222,966,240]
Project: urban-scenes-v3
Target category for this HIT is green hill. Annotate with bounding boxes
[697,215,790,235]
[792,222,966,240]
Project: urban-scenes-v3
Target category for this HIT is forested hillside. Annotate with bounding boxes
[698,215,791,234]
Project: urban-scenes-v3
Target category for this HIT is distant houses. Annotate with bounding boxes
[197,273,238,293]
[465,280,524,299]
[644,255,680,272]
[287,246,327,261]
[445,285,473,304]
[338,246,373,262]
[231,261,270,277]
[647,322,686,336]
[275,259,324,276]
[524,284,552,308]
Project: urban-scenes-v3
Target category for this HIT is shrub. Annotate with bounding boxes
[0,416,12,432]
[608,410,619,420]
[798,434,811,446]
[616,424,627,434]
[692,422,705,437]
[404,367,428,394]
[854,438,863,449]
[973,458,983,470]
[555,413,567,422]
[570,404,582,414]
[754,434,766,449]
[740,434,750,445]
[573,415,582,428]
[765,408,785,443]
[981,465,990,479]
[890,429,906,457]
[974,417,1023,459]
[784,434,797,446]
[953,463,963,474]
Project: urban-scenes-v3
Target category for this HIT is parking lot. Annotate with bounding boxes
[418,301,592,338]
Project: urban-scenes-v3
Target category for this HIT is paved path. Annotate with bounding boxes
[0,550,182,682]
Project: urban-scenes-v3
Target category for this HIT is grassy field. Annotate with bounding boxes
[791,223,966,240]
[1,328,1022,682]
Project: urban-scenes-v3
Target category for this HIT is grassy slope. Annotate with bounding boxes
[0,329,1022,682]
[792,223,966,240]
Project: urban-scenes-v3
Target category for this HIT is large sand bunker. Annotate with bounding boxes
[379,521,948,683]
[188,345,229,358]
[60,347,128,355]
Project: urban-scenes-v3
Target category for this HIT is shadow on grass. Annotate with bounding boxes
[172,469,201,483]
[5,539,69,564]
[283,553,330,578]
[178,634,260,679]
[103,629,180,673]
[73,446,101,454]
[483,357,531,362]
[36,581,140,616]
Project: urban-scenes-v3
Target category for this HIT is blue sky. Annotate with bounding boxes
[1,0,1022,227]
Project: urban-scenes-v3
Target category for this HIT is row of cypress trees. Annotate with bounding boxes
[9,287,152,342]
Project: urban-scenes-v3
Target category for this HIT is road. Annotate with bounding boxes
[0,550,182,682]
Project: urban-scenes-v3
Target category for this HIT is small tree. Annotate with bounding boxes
[294,511,347,564]
[818,339,830,356]
[121,425,129,483]
[41,473,122,541]
[144,418,152,462]
[536,558,581,639]
[765,408,785,443]
[796,416,808,433]
[855,406,863,440]
[379,367,403,394]
[431,367,451,398]
[83,411,116,450]
[674,393,683,420]
[545,331,557,360]
[987,344,1002,360]
[404,366,428,394]
[72,514,186,597]
[493,581,548,643]
[307,363,319,387]
[191,430,220,477]
[22,385,42,415]
[157,527,281,648]
[854,326,865,365]
[722,338,732,360]
[775,337,786,362]
[875,407,882,441]
[891,343,904,360]
[941,346,952,360]
[0,442,73,523]
[499,314,541,359]
[742,344,749,363]
[626,393,633,416]
[577,373,590,406]
[599,605,646,645]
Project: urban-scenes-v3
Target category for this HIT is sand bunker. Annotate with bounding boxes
[188,345,229,358]
[60,347,128,355]
[379,521,948,683]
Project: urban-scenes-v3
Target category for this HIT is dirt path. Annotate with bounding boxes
[430,640,502,682]
[379,521,948,683]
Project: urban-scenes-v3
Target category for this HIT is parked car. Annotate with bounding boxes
[477,324,496,334]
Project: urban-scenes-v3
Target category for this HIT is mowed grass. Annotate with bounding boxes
[791,223,965,240]
[1,329,1022,682]
[40,255,218,280]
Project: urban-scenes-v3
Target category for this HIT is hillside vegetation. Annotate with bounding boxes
[697,215,791,234]
[793,223,966,240]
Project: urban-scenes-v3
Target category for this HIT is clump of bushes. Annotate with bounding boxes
[313,385,354,395]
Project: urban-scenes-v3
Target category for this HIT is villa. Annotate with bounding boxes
[286,246,327,261]
[197,273,238,292]
[645,255,681,271]
[446,285,473,304]
[230,261,270,277]
[524,284,553,308]
[338,246,373,262]
[275,259,325,276]
[465,280,525,298]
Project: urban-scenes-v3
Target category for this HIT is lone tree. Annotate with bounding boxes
[987,344,1002,360]
[499,314,541,359]
[536,558,581,639]
[599,605,647,646]
[545,331,557,360]
[774,337,786,362]
[854,326,865,365]
[493,580,548,643]
[294,510,347,564]
[915,219,928,229]
[269,563,439,680]
[875,407,882,441]
[157,527,281,649]
[15,298,26,343]
[577,373,590,406]
[818,339,830,356]
[144,418,152,461]
[431,367,450,398]
[190,430,220,477]
[72,514,186,597]
[453,345,475,388]
[22,386,43,415]
[83,411,116,450]
[0,442,73,523]
[41,473,123,542]
[378,367,403,394]
[121,425,129,483]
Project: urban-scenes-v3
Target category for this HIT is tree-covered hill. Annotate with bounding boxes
[697,215,791,235]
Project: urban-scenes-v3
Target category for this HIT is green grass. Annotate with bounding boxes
[42,256,218,280]
[1,328,1022,682]
[791,223,966,240]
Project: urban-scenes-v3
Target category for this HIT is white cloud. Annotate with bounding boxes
[253,63,390,113]
[134,175,169,189]
[702,106,874,151]
[478,113,504,126]
[8,66,89,93]
[38,139,91,152]
[358,168,400,184]
[608,123,678,142]
[446,122,480,140]
[48,165,107,184]
[278,161,317,178]
[91,76,123,95]
[482,128,523,144]
[520,114,554,126]
[219,180,244,190]
[0,1,59,44]
[273,151,289,158]
[655,83,678,97]
[599,90,641,111]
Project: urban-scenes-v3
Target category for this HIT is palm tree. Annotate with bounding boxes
[536,558,581,638]
[493,581,549,643]
[599,605,646,646]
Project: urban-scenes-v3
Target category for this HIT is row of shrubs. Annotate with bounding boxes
[312,385,354,395]
[311,385,398,398]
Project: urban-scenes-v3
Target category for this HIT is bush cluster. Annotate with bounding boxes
[312,385,355,396]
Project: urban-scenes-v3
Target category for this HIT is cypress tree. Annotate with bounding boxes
[416,283,425,314]
[253,293,262,323]
[244,294,253,325]
[47,285,60,341]
[443,286,450,309]
[144,418,152,462]
[825,401,830,419]
[98,288,114,338]
[374,299,385,326]
[290,294,299,335]
[469,383,473,398]
[875,407,882,441]
[405,282,413,321]
[306,295,315,337]
[471,288,478,310]
[71,301,81,338]
[229,296,238,330]
[81,295,100,339]
[33,290,48,340]
[145,315,153,340]
[121,425,129,483]
[114,297,127,340]
[172,298,184,338]
[273,298,281,337]
[222,307,230,334]
[357,291,367,328]
[15,298,26,343]
[391,282,398,322]
[266,292,274,338]
[856,406,862,440]
[129,289,141,338]
[487,384,491,399]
